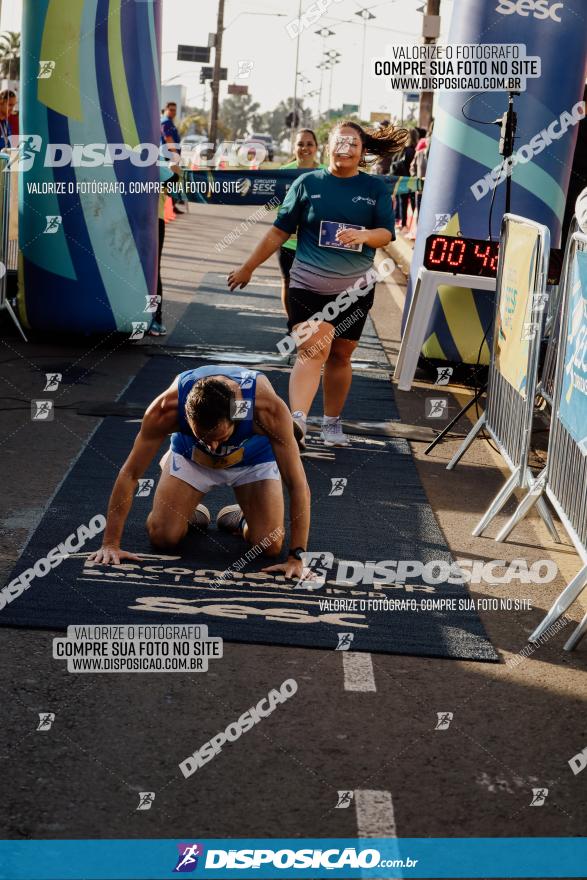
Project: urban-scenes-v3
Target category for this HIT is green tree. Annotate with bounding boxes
[254,99,313,148]
[219,94,261,140]
[0,31,20,82]
[178,113,208,138]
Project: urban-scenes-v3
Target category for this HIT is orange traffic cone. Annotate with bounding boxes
[164,196,175,223]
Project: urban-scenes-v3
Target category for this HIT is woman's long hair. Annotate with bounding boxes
[330,119,409,167]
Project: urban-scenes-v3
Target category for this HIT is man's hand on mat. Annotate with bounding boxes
[89,546,142,565]
[262,559,316,580]
[227,266,252,291]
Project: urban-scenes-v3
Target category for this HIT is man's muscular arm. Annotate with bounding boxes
[253,376,311,578]
[90,383,179,565]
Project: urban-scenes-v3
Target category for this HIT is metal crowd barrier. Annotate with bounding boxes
[0,152,26,341]
[496,232,587,651]
[536,217,578,407]
[446,213,559,542]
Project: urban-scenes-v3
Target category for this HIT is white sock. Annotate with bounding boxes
[292,410,307,421]
[323,415,340,424]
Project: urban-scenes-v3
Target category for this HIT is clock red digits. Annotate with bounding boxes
[447,239,466,267]
[474,243,492,268]
[429,236,448,265]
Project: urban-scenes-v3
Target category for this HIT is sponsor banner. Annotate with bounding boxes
[559,249,587,451]
[182,170,420,206]
[0,837,586,878]
[494,222,540,397]
[403,0,587,365]
[19,0,162,333]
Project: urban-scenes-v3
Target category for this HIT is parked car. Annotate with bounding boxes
[179,134,209,168]
[246,133,275,163]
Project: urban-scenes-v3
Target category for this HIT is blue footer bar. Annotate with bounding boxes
[0,838,586,879]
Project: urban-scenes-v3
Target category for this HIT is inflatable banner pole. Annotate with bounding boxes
[404,0,587,366]
[18,0,163,334]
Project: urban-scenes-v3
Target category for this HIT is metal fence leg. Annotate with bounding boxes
[495,471,547,543]
[529,563,587,643]
[446,413,486,471]
[4,299,28,342]
[535,496,561,544]
[472,466,521,537]
[563,609,587,652]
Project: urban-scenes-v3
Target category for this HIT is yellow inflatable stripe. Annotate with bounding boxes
[438,284,490,365]
[108,0,140,147]
[422,331,446,361]
[38,0,84,119]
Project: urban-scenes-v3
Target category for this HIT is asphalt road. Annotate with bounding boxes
[0,206,585,868]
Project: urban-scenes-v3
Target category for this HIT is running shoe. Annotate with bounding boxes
[321,416,350,447]
[291,411,307,451]
[149,321,167,336]
[217,504,246,534]
[190,503,211,530]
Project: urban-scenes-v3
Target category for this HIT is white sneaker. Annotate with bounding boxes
[190,503,211,530]
[321,416,350,447]
[217,504,246,534]
[291,410,307,450]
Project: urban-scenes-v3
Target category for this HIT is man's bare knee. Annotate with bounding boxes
[248,529,284,558]
[147,515,186,549]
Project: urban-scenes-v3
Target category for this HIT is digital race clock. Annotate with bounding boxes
[423,235,500,278]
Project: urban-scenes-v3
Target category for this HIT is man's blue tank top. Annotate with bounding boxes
[170,366,275,469]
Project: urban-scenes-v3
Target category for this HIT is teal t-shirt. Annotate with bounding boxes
[279,160,325,251]
[274,168,394,277]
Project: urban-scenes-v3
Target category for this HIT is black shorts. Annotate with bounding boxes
[278,246,296,281]
[287,286,375,342]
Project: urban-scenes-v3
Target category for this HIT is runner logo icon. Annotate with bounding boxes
[174,843,204,873]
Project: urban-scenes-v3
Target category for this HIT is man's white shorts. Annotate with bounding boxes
[160,449,281,494]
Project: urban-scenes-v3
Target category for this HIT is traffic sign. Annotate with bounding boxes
[177,45,210,63]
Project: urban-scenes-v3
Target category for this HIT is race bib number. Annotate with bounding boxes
[319,220,364,253]
[192,446,245,469]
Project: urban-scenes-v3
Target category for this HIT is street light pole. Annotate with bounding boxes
[418,0,440,130]
[209,0,226,149]
[355,9,375,119]
[290,0,303,152]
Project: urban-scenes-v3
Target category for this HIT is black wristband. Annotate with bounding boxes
[288,547,306,560]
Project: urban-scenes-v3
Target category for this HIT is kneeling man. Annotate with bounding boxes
[91,365,311,579]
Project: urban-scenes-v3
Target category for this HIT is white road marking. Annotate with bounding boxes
[355,789,397,837]
[342,651,376,692]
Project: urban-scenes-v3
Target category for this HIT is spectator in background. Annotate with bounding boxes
[0,90,17,150]
[372,120,392,176]
[149,165,175,337]
[395,128,419,231]
[160,102,183,214]
[410,133,429,213]
[278,129,325,319]
[410,119,434,212]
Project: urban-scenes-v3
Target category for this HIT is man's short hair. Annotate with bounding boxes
[184,378,235,433]
[0,90,16,102]
[166,102,177,109]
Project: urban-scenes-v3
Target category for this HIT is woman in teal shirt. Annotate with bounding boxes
[278,129,324,319]
[229,120,407,448]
